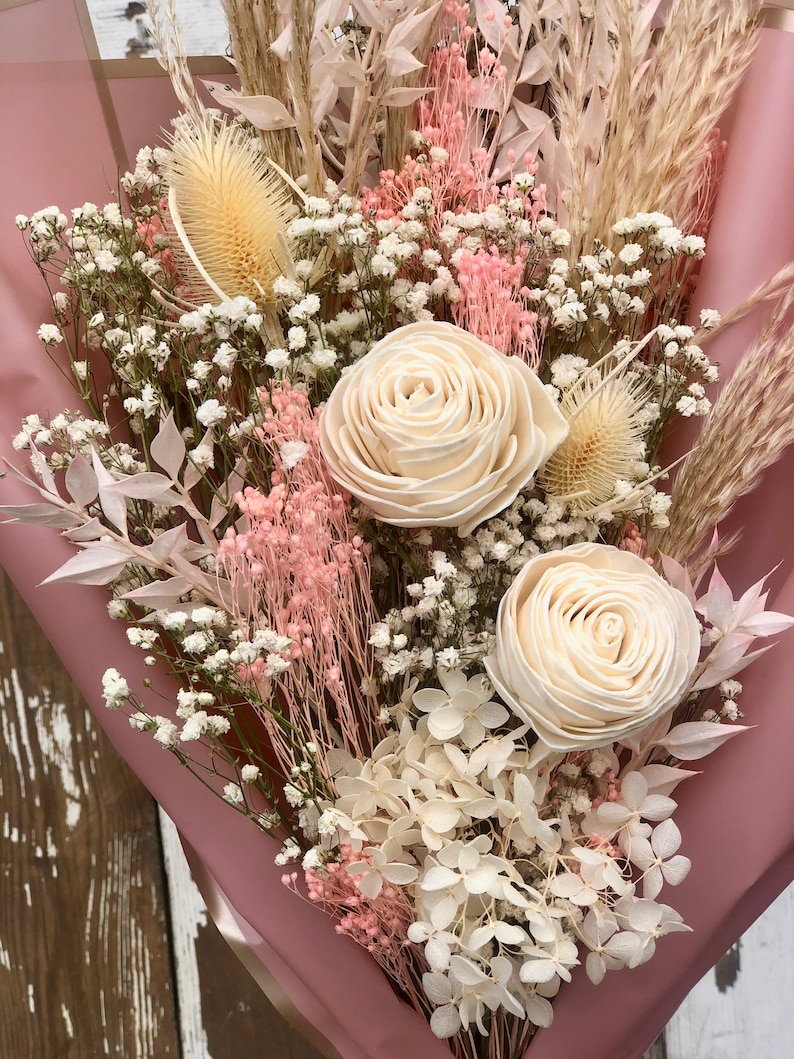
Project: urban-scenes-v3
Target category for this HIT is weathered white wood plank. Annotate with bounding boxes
[160,807,214,1059]
[665,883,794,1059]
[0,570,181,1059]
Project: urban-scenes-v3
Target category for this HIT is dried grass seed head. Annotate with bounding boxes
[165,117,297,303]
[539,371,649,512]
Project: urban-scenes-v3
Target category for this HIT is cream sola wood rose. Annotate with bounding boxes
[318,321,569,536]
[485,543,701,751]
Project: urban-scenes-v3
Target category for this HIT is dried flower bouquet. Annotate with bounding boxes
[5,1,794,1057]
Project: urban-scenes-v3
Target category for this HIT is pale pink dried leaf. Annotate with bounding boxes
[660,553,697,608]
[92,451,128,537]
[64,518,106,542]
[388,0,443,52]
[701,563,734,630]
[637,764,699,796]
[518,41,555,85]
[65,454,99,507]
[381,85,433,107]
[103,471,177,501]
[692,643,773,690]
[351,0,389,32]
[474,0,509,52]
[40,542,135,586]
[149,524,189,564]
[384,45,425,78]
[660,721,750,761]
[150,412,187,481]
[123,576,192,609]
[0,502,81,529]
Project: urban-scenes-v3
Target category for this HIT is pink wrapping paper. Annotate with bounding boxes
[1,3,792,1057]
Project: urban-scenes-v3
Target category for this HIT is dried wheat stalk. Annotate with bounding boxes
[657,297,794,569]
[220,0,302,177]
[149,0,204,120]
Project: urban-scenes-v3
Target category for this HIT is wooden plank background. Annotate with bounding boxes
[1,562,792,1059]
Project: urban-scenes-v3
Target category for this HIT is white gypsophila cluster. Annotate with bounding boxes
[305,688,690,1039]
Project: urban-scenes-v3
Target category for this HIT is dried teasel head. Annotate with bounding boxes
[164,116,296,304]
[539,372,650,513]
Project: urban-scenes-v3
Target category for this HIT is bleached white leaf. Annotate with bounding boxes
[381,86,433,107]
[692,643,773,690]
[518,41,554,85]
[423,973,453,1009]
[123,576,191,609]
[388,0,443,52]
[40,542,137,586]
[65,454,99,507]
[103,472,176,501]
[226,94,296,132]
[0,503,81,529]
[150,412,186,481]
[638,764,699,796]
[384,46,425,78]
[64,518,106,542]
[660,721,749,761]
[149,524,189,564]
[352,0,389,32]
[92,448,128,535]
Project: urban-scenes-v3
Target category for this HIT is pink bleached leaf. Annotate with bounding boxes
[0,503,81,529]
[150,412,186,481]
[122,576,192,609]
[91,449,128,536]
[65,518,106,541]
[736,610,794,636]
[381,86,433,107]
[384,46,425,78]
[637,764,699,797]
[103,472,176,501]
[40,542,137,586]
[199,79,244,110]
[692,643,773,690]
[518,40,556,85]
[351,0,389,32]
[660,553,697,609]
[617,711,672,754]
[65,454,99,507]
[701,564,735,630]
[269,24,292,61]
[660,721,750,761]
[149,524,189,564]
[200,80,298,132]
[227,94,297,132]
[28,440,57,495]
[512,97,555,136]
[388,1,443,52]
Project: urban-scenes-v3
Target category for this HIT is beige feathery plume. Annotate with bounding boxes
[585,0,760,246]
[165,117,297,304]
[148,0,204,121]
[539,373,649,513]
[656,306,794,571]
